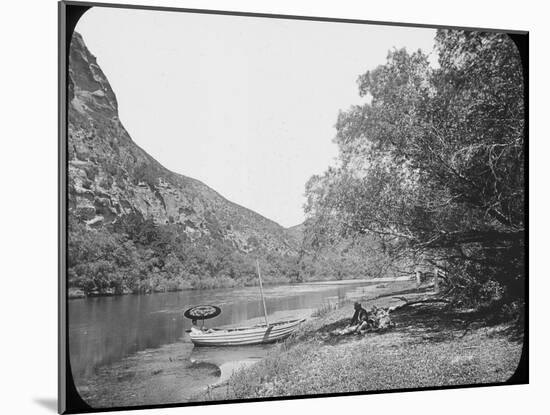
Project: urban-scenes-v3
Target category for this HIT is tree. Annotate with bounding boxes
[305,30,525,305]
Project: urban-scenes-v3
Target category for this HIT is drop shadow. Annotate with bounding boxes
[34,398,57,412]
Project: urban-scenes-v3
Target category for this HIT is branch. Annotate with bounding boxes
[389,296,450,312]
[421,229,524,248]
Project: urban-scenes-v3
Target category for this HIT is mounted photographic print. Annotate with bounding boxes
[58,1,528,413]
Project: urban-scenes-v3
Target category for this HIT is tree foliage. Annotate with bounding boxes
[305,30,525,305]
[68,212,303,295]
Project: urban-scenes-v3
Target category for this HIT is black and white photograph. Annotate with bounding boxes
[59,1,526,412]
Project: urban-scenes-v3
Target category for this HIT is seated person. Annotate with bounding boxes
[350,302,369,332]
[190,319,215,334]
[337,302,369,335]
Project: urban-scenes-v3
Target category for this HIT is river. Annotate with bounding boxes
[69,279,404,406]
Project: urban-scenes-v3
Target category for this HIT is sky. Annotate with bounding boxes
[76,7,437,228]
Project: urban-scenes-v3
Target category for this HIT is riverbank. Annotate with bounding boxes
[68,277,408,299]
[71,280,523,408]
[71,279,394,408]
[198,284,524,401]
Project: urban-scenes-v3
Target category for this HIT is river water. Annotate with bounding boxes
[69,279,397,403]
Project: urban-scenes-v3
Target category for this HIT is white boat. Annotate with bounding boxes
[189,318,305,346]
[189,260,305,347]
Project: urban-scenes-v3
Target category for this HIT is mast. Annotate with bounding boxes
[256,259,269,327]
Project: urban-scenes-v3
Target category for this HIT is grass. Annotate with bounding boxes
[199,285,524,401]
[311,301,342,318]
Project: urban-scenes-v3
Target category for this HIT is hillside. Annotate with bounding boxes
[67,32,302,295]
[68,32,297,255]
[285,223,306,247]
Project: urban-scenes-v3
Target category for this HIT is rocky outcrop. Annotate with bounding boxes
[68,32,299,256]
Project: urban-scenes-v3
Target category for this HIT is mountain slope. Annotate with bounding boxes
[67,32,301,294]
[68,32,297,255]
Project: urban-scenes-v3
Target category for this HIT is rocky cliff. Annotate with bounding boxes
[68,32,298,257]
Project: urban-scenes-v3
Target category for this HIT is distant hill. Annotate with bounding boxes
[285,223,306,247]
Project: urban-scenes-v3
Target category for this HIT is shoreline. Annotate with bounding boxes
[72,281,414,407]
[67,277,412,299]
[73,281,523,408]
[196,282,523,402]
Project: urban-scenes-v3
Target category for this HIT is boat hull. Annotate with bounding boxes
[189,319,305,346]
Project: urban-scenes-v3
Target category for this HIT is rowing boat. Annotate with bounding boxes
[189,318,305,346]
[188,260,305,346]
